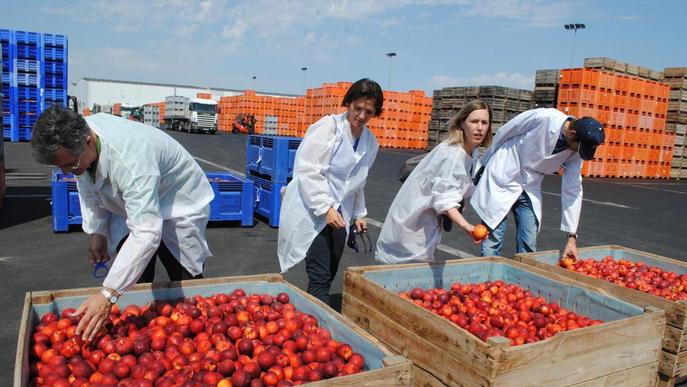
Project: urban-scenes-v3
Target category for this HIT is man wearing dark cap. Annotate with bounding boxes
[470,108,604,260]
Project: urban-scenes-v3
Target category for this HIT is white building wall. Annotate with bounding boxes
[74,78,297,111]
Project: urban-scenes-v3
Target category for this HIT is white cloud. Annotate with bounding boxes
[429,72,535,90]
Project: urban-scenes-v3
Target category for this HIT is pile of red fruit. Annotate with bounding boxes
[30,289,366,386]
[399,280,603,346]
[560,255,687,301]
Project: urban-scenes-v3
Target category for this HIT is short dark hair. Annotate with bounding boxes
[341,78,384,116]
[31,105,90,164]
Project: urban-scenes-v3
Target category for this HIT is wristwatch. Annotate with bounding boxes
[567,233,578,239]
[100,288,119,304]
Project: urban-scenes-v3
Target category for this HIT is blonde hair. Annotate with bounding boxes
[445,100,493,148]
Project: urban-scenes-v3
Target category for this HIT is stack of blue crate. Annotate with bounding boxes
[245,135,302,227]
[1,29,68,142]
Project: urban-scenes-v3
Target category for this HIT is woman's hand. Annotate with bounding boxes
[325,207,346,229]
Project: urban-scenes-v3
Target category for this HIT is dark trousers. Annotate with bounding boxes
[305,226,346,306]
[117,235,203,283]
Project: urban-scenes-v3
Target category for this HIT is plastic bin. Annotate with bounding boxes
[206,171,255,226]
[246,135,301,183]
[50,170,82,232]
[248,171,287,227]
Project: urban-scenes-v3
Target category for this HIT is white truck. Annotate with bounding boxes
[164,96,217,134]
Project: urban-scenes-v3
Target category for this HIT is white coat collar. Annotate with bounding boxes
[86,121,110,190]
[336,112,369,160]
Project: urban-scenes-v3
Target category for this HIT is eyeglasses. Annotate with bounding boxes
[347,225,373,253]
[69,151,84,171]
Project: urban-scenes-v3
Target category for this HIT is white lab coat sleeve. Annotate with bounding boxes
[480,110,543,167]
[295,116,338,216]
[102,173,163,294]
[77,178,109,236]
[431,154,467,214]
[351,142,378,219]
[560,157,583,233]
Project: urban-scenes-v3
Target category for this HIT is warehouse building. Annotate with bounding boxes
[71,77,297,114]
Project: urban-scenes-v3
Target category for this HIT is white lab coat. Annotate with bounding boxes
[470,108,583,234]
[77,114,214,294]
[277,113,378,272]
[376,142,478,264]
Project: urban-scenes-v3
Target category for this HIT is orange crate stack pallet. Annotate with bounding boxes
[557,68,671,179]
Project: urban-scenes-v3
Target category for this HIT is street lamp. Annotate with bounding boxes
[252,75,257,91]
[386,52,397,90]
[301,67,308,94]
[563,23,585,69]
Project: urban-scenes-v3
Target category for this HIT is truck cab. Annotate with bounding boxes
[164,96,217,134]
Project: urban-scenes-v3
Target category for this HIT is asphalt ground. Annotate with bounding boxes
[2,129,687,383]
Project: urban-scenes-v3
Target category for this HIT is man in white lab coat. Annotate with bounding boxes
[31,106,214,341]
[470,108,604,259]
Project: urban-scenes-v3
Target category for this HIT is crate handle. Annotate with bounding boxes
[256,147,263,167]
[254,186,262,206]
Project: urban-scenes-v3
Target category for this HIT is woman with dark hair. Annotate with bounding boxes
[375,100,493,264]
[278,78,383,305]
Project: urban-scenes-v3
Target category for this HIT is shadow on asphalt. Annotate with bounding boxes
[0,186,52,230]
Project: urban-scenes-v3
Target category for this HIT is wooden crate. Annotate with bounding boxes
[342,257,665,386]
[15,274,413,387]
[515,245,687,384]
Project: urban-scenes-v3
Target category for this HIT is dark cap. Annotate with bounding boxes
[573,117,605,160]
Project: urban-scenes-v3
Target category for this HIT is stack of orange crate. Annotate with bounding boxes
[218,91,304,135]
[112,103,121,117]
[82,107,91,116]
[557,68,672,179]
[196,93,213,99]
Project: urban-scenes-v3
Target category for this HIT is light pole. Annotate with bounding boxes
[252,75,257,91]
[564,23,585,69]
[301,67,308,94]
[386,52,397,90]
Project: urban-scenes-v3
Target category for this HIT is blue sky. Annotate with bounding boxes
[2,1,685,95]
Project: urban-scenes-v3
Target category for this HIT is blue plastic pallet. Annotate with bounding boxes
[18,127,31,141]
[15,59,39,73]
[15,45,38,60]
[44,74,66,89]
[51,170,82,232]
[42,34,66,47]
[43,88,66,102]
[248,172,287,227]
[246,135,302,183]
[206,172,255,226]
[42,47,64,61]
[44,61,65,74]
[17,114,38,127]
[15,31,40,45]
[16,87,39,101]
[16,100,39,113]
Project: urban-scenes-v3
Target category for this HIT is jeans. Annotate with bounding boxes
[305,225,346,306]
[117,235,203,283]
[481,192,539,257]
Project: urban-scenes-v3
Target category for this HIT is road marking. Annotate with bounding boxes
[4,194,51,198]
[0,256,10,262]
[190,156,469,259]
[599,181,687,195]
[365,217,474,258]
[193,157,244,176]
[542,191,635,209]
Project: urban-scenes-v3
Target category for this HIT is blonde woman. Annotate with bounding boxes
[376,100,493,264]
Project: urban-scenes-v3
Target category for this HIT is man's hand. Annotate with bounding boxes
[89,234,109,265]
[353,218,367,233]
[562,236,579,261]
[325,207,346,229]
[71,291,112,341]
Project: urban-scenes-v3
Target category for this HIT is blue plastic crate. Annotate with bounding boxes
[17,100,39,114]
[16,87,39,101]
[15,31,39,45]
[44,74,66,89]
[16,45,38,60]
[2,125,15,141]
[44,60,65,75]
[206,172,254,226]
[14,73,39,87]
[0,29,11,42]
[18,127,31,141]
[42,47,64,60]
[246,135,302,183]
[15,59,39,73]
[17,114,37,127]
[43,88,66,102]
[1,99,9,112]
[248,172,287,227]
[42,34,66,47]
[51,170,82,232]
[1,73,8,85]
